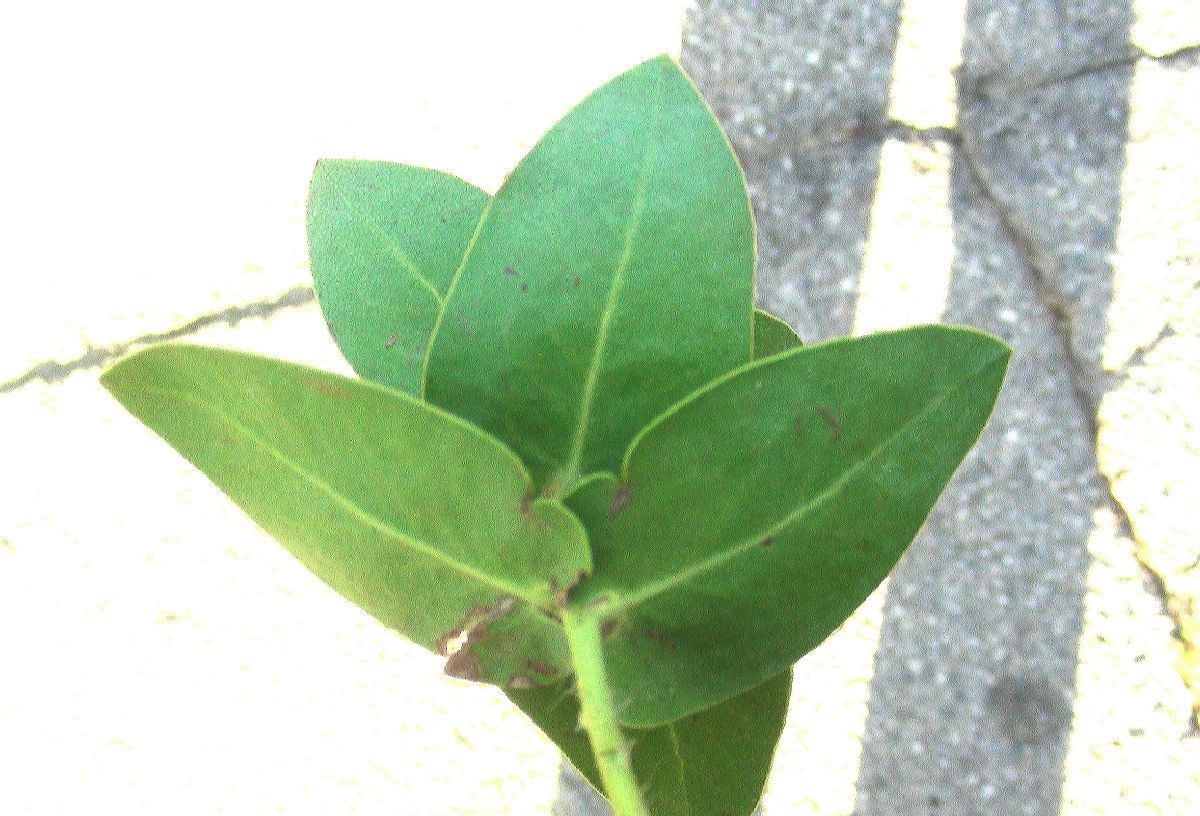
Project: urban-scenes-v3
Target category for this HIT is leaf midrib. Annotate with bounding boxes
[142,384,536,606]
[603,352,1005,618]
[328,183,445,308]
[666,723,693,815]
[419,197,496,399]
[558,64,666,489]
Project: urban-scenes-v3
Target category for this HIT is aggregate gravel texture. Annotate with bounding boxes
[953,5,1200,736]
[852,159,1099,816]
[3,0,1198,814]
[959,0,1135,94]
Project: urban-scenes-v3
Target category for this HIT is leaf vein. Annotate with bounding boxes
[560,66,667,487]
[330,186,445,308]
[420,197,496,398]
[608,353,1004,615]
[667,723,692,815]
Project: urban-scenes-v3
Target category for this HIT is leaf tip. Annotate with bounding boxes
[98,346,159,399]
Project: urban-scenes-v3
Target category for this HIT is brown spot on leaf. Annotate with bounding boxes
[609,483,632,517]
[760,536,773,549]
[508,674,535,690]
[436,596,516,657]
[503,266,517,277]
[552,569,587,607]
[495,596,518,619]
[520,493,551,533]
[436,612,479,657]
[573,275,581,288]
[817,405,842,441]
[601,619,619,639]
[385,333,398,349]
[439,593,521,684]
[520,281,529,294]
[794,416,804,440]
[527,659,556,677]
[444,646,483,682]
[220,436,234,445]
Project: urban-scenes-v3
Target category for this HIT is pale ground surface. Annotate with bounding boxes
[2,1,1198,815]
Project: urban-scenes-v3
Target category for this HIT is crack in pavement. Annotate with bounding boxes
[753,116,958,163]
[957,136,1200,730]
[0,285,315,395]
[842,118,959,149]
[1121,321,1181,373]
[754,44,1198,165]
[1144,41,1200,66]
[959,42,1200,105]
[955,132,1075,323]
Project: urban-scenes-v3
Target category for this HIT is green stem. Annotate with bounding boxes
[562,607,650,816]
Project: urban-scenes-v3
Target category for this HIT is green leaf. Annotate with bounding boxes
[306,160,489,395]
[101,344,591,687]
[508,671,791,816]
[504,309,801,815]
[752,309,802,358]
[423,54,756,490]
[569,325,1010,726]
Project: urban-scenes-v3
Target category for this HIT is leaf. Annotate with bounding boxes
[752,309,802,358]
[423,54,756,490]
[307,164,787,416]
[569,325,1010,726]
[504,309,801,815]
[307,160,489,395]
[508,671,791,816]
[101,344,591,687]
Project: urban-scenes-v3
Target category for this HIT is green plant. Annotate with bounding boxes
[102,55,1009,816]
